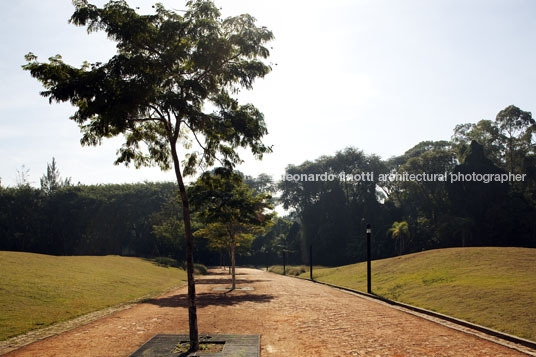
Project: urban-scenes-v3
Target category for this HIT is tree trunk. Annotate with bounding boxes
[170,141,199,351]
[228,247,232,274]
[231,239,236,290]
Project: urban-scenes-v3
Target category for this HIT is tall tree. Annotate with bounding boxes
[496,105,535,173]
[447,141,508,245]
[244,173,276,195]
[279,147,391,265]
[23,0,273,349]
[452,106,535,174]
[15,165,31,188]
[151,194,186,260]
[452,120,502,167]
[40,157,72,194]
[195,222,255,276]
[191,169,273,289]
[387,221,409,255]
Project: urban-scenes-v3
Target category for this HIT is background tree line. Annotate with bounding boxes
[0,161,275,267]
[1,105,535,267]
[275,105,536,267]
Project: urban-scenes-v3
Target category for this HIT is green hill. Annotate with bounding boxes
[0,252,187,340]
[293,247,535,341]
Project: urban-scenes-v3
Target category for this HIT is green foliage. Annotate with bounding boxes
[279,147,393,265]
[151,256,181,268]
[191,168,273,287]
[388,140,453,169]
[0,181,180,256]
[40,157,71,194]
[251,217,295,259]
[23,0,273,173]
[0,176,264,266]
[153,259,209,275]
[387,221,409,255]
[190,169,275,246]
[24,1,274,346]
[151,194,186,259]
[191,170,274,229]
[447,141,511,246]
[191,168,274,225]
[279,105,536,265]
[496,105,535,173]
[193,263,208,275]
[452,120,502,166]
[268,265,309,276]
[386,142,458,248]
[195,222,255,255]
[453,105,535,178]
[244,173,276,196]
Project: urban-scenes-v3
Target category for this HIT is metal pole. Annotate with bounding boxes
[283,251,286,275]
[309,244,313,280]
[366,223,372,294]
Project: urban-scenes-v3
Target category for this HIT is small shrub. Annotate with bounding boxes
[287,265,308,276]
[268,265,308,276]
[151,258,207,274]
[151,257,181,268]
[194,263,208,275]
[175,261,208,275]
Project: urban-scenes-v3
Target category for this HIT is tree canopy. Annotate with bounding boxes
[191,168,274,288]
[23,0,273,172]
[3,105,536,273]
[40,158,72,194]
[23,0,274,349]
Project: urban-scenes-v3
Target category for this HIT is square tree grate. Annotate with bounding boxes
[130,334,260,357]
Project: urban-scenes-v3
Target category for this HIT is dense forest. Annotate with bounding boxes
[278,105,536,266]
[1,105,535,267]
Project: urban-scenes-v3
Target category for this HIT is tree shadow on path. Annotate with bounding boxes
[195,278,269,285]
[141,291,274,308]
[206,271,248,276]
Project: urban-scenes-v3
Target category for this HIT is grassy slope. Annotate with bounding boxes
[0,252,187,341]
[294,247,536,341]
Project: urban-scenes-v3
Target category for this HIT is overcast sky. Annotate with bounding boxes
[1,0,535,187]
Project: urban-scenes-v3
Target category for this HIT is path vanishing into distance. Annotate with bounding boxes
[3,268,534,356]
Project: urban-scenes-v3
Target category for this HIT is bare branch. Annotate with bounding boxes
[148,105,167,121]
[184,121,207,151]
[127,117,165,123]
[171,112,181,141]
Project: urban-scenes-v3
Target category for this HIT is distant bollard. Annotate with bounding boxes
[366,224,372,294]
[310,244,313,280]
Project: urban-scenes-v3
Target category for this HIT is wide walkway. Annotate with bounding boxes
[4,268,529,356]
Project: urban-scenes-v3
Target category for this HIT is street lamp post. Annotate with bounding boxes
[366,223,372,294]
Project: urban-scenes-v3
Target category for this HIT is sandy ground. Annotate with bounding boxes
[3,268,531,356]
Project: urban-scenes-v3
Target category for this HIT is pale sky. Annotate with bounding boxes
[1,0,535,187]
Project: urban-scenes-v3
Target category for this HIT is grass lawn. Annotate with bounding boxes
[0,251,187,341]
[274,247,536,341]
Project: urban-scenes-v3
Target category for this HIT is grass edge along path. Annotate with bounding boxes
[269,247,536,341]
[0,252,188,341]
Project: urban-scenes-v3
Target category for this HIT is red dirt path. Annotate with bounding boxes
[3,268,530,356]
